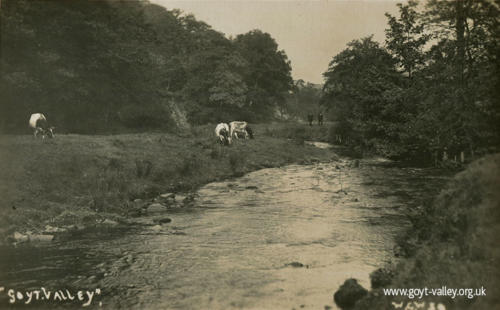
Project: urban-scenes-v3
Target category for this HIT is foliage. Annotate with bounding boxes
[233,30,294,121]
[322,36,406,158]
[355,154,500,310]
[284,80,323,120]
[321,0,500,163]
[385,0,430,82]
[0,0,293,132]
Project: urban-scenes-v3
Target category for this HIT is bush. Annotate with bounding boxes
[291,126,306,145]
[119,103,173,129]
[358,154,500,309]
[178,154,202,176]
[89,168,128,212]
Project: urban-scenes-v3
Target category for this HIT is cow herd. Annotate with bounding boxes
[215,121,254,146]
[28,113,252,146]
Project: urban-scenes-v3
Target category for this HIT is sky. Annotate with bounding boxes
[150,0,404,84]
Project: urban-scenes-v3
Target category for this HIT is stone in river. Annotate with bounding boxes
[333,278,368,309]
[147,203,167,213]
[158,218,172,224]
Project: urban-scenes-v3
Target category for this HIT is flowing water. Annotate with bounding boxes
[0,155,448,309]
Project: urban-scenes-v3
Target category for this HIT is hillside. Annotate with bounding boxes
[0,0,293,133]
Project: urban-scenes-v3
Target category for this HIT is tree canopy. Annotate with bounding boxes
[0,0,293,133]
[322,0,499,163]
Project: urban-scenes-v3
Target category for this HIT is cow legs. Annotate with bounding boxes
[34,127,43,138]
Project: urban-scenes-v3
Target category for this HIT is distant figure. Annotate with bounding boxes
[318,112,324,126]
[29,113,54,139]
[307,113,314,126]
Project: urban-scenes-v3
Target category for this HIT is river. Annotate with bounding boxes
[0,154,447,309]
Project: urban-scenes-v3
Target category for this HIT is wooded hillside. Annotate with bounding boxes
[0,0,293,133]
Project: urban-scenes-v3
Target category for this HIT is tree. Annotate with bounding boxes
[207,53,248,121]
[233,30,293,120]
[385,0,430,83]
[286,80,322,120]
[423,0,500,154]
[320,0,499,163]
[322,36,406,157]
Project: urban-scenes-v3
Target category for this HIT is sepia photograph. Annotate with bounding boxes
[0,0,499,309]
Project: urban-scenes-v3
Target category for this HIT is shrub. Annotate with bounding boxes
[178,154,202,176]
[89,169,128,212]
[291,126,306,145]
[119,103,173,129]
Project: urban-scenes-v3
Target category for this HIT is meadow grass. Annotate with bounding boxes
[0,123,335,239]
[262,121,332,143]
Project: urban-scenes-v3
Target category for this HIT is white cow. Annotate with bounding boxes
[215,123,231,145]
[29,113,54,139]
[229,121,254,140]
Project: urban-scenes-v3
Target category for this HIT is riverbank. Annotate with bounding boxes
[0,145,449,310]
[0,124,337,244]
[351,153,500,309]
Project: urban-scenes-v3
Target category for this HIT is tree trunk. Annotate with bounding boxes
[455,0,466,88]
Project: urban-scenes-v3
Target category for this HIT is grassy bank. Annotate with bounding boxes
[354,154,500,309]
[0,124,336,243]
[262,121,332,143]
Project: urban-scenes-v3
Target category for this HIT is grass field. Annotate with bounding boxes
[0,123,336,242]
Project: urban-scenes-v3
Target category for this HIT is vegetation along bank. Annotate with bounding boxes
[0,124,337,244]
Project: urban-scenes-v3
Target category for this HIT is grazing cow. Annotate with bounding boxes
[29,113,54,139]
[307,113,314,126]
[245,125,254,139]
[229,121,254,140]
[318,112,324,126]
[215,123,231,145]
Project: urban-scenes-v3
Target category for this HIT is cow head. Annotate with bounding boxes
[46,127,55,138]
[245,126,254,139]
[220,128,230,145]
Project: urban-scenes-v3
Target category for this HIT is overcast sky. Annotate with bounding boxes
[150,0,404,84]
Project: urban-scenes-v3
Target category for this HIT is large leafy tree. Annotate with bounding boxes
[233,30,293,120]
[385,0,429,83]
[208,53,248,109]
[320,0,499,162]
[422,0,500,154]
[322,36,406,157]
